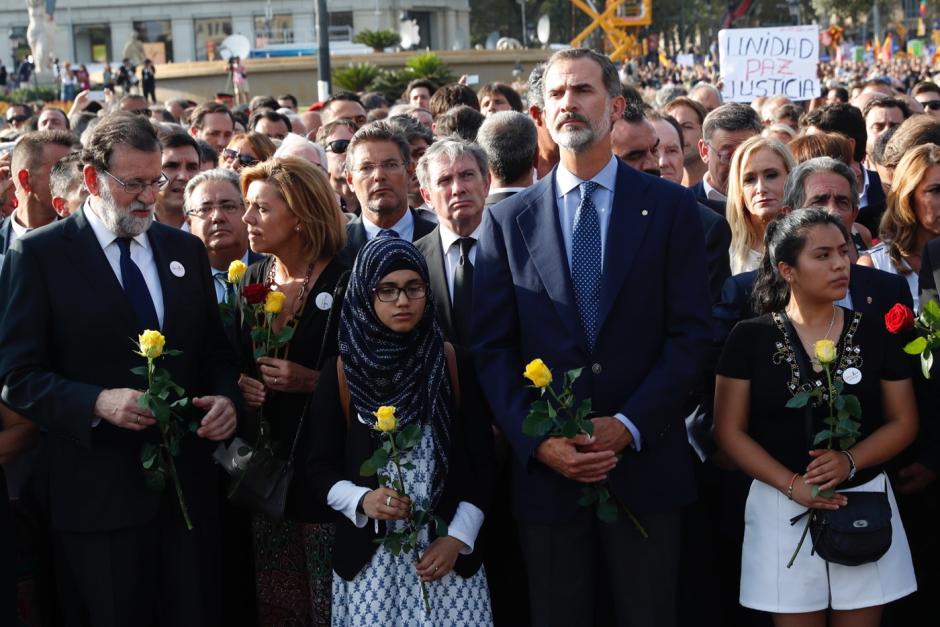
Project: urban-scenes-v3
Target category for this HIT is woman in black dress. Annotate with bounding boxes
[715,209,918,626]
[236,156,349,626]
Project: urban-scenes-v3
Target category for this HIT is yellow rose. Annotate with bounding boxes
[373,406,397,432]
[227,259,247,284]
[523,358,553,389]
[264,290,286,314]
[814,339,837,365]
[138,330,165,360]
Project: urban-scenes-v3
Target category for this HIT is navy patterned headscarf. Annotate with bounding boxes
[339,237,452,506]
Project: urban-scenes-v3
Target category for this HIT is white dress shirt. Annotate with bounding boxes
[84,201,165,328]
[438,221,484,303]
[702,175,727,202]
[553,156,643,450]
[361,209,415,242]
[9,214,29,240]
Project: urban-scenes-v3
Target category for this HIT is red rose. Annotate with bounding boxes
[885,303,915,334]
[242,283,271,305]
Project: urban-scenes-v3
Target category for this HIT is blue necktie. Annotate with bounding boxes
[377,229,400,238]
[571,181,602,349]
[214,271,235,305]
[116,237,160,332]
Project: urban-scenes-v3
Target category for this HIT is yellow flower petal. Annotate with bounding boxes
[373,406,397,432]
[814,339,837,365]
[227,259,247,284]
[523,358,553,389]
[138,329,165,359]
[264,290,286,314]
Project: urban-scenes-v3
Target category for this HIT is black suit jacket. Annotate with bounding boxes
[338,208,437,266]
[0,208,241,532]
[696,201,732,305]
[307,351,494,581]
[414,225,457,343]
[484,190,520,208]
[690,180,726,217]
[858,168,887,236]
[0,216,13,257]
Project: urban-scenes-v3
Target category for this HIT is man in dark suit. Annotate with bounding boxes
[472,48,712,626]
[0,130,76,255]
[476,110,538,208]
[688,103,761,217]
[338,121,436,265]
[0,113,240,627]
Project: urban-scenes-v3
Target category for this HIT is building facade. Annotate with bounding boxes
[0,0,470,70]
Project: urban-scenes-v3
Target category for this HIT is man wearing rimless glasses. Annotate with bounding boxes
[913,81,940,120]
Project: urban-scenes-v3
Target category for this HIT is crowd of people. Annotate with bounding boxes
[2,44,940,627]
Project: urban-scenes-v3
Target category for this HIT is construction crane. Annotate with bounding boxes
[569,0,652,62]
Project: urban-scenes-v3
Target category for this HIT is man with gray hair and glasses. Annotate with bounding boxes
[476,110,537,207]
[690,102,762,214]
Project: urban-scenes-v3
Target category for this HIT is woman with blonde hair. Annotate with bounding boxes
[860,142,940,310]
[236,156,349,625]
[726,135,797,274]
[222,131,276,173]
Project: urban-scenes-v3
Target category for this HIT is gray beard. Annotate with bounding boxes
[549,101,612,154]
[96,181,154,237]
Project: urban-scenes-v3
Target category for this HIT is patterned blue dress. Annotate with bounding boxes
[331,429,493,626]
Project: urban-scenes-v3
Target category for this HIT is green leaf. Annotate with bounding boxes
[170,398,188,408]
[922,350,935,380]
[434,515,449,538]
[833,396,845,410]
[371,447,389,468]
[546,403,558,418]
[163,349,182,357]
[397,424,422,450]
[837,409,849,420]
[839,437,857,450]
[137,393,150,409]
[188,421,198,433]
[595,489,618,523]
[905,336,929,355]
[824,416,837,427]
[813,430,832,445]
[168,438,180,457]
[149,398,170,422]
[522,411,553,437]
[578,419,595,436]
[576,398,593,420]
[359,459,377,477]
[923,299,940,326]
[158,388,170,400]
[143,468,166,491]
[130,365,148,376]
[786,391,811,408]
[254,346,269,359]
[565,368,584,385]
[842,395,862,419]
[560,419,580,439]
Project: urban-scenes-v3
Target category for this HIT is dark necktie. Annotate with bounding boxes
[377,229,400,238]
[571,181,602,349]
[214,271,235,305]
[452,237,475,345]
[116,237,160,332]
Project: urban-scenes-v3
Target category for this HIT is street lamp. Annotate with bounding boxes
[517,0,527,47]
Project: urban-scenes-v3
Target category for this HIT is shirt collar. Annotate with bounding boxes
[438,219,485,253]
[702,174,727,202]
[83,199,152,252]
[555,155,619,198]
[211,250,250,274]
[361,208,414,239]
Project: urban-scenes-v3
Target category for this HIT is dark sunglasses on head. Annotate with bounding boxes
[7,114,28,123]
[921,100,940,111]
[325,139,350,154]
[222,148,259,167]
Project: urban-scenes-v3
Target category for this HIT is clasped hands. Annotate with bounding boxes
[238,357,320,408]
[535,416,633,483]
[94,388,236,440]
[788,449,853,510]
[361,486,466,583]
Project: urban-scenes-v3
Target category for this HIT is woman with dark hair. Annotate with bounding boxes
[222,131,276,173]
[307,237,494,625]
[715,209,918,626]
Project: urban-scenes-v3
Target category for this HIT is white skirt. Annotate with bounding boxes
[740,472,917,613]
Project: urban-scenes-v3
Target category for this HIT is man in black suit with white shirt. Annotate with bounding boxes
[476,110,538,209]
[0,113,240,627]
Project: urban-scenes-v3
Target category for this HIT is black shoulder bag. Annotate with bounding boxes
[782,315,892,567]
[217,270,350,519]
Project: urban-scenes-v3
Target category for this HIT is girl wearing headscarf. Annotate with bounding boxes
[307,237,494,626]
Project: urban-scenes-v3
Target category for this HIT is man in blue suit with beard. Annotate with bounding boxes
[471,48,712,627]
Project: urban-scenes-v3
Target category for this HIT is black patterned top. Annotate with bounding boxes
[717,307,909,487]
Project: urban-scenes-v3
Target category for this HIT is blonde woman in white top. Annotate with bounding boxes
[726,136,797,274]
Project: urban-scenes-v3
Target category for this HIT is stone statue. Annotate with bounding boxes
[123,32,146,67]
[26,0,56,73]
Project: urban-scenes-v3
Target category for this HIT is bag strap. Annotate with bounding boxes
[338,342,460,426]
[284,270,350,467]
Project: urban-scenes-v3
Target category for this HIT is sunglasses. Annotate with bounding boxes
[920,100,940,111]
[222,148,260,167]
[7,114,28,123]
[325,139,350,154]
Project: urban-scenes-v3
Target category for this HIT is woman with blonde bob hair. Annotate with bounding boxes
[726,136,797,274]
[860,143,940,310]
[237,156,350,625]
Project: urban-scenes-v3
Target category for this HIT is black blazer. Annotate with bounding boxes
[307,350,494,581]
[0,216,13,256]
[484,190,519,208]
[338,209,437,266]
[0,208,241,532]
[414,225,457,343]
[858,168,887,236]
[690,180,726,217]
[696,201,732,305]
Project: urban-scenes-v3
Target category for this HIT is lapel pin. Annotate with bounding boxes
[315,292,333,311]
[866,296,873,304]
[641,210,649,216]
[170,261,185,277]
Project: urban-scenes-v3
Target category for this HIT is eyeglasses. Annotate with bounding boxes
[353,160,405,176]
[187,202,245,218]
[7,114,29,123]
[103,170,167,194]
[325,139,350,154]
[129,109,151,117]
[919,99,940,111]
[222,148,259,167]
[706,142,739,164]
[372,283,427,302]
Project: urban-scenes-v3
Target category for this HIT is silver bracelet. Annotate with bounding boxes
[841,449,857,481]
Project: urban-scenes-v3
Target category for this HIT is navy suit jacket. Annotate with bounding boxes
[472,160,712,523]
[690,180,726,217]
[858,168,887,236]
[0,217,12,257]
[338,208,436,266]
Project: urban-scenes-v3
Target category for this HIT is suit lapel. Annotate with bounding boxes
[848,268,875,316]
[597,163,653,329]
[412,210,436,241]
[516,174,585,344]
[147,226,183,336]
[425,228,455,338]
[63,208,140,334]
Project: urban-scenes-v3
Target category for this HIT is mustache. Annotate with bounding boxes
[556,112,589,129]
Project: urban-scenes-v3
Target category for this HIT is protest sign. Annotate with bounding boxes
[718,25,820,102]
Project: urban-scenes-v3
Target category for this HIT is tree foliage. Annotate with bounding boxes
[353,29,401,52]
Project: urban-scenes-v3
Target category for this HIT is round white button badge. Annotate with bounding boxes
[315,292,333,311]
[170,261,185,277]
[842,367,862,385]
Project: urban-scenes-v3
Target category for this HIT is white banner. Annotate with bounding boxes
[718,25,820,102]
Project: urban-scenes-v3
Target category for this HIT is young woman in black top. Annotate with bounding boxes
[715,209,918,626]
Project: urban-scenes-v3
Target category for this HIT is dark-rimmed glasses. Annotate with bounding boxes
[103,170,167,194]
[373,283,427,302]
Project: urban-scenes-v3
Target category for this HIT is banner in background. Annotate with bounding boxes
[718,25,820,102]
